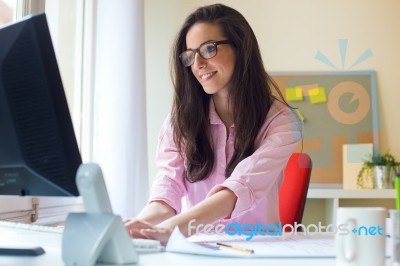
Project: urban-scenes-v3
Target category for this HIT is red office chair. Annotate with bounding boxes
[279,153,312,229]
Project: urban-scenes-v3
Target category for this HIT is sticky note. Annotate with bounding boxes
[308,87,327,104]
[295,109,305,121]
[285,87,303,101]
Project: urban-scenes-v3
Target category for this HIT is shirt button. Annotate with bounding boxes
[220,164,225,168]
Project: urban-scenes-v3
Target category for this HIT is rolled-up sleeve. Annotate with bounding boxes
[149,116,187,214]
[207,103,303,220]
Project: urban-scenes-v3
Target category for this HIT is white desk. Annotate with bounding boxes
[0,250,337,266]
[0,250,395,266]
[0,228,393,266]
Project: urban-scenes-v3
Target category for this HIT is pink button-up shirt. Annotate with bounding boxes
[149,99,303,227]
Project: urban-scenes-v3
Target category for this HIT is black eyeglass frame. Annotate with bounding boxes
[179,40,231,67]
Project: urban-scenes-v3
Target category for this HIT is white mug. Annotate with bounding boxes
[389,210,400,265]
[335,207,386,266]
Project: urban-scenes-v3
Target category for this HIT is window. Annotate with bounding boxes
[0,0,15,25]
[0,0,86,225]
[0,0,147,223]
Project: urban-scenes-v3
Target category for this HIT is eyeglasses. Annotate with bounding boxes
[179,40,231,67]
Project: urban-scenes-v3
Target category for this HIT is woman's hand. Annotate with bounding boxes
[124,218,173,246]
[124,218,153,239]
[137,226,173,246]
[123,189,236,245]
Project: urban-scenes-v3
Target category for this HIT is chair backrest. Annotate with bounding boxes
[279,153,312,228]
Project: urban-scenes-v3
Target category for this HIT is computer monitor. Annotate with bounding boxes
[0,13,81,197]
[0,15,140,264]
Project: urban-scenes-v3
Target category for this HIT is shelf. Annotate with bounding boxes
[307,188,396,199]
[302,189,396,226]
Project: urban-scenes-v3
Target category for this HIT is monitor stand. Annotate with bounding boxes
[62,163,138,265]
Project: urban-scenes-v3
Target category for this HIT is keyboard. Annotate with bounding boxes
[0,220,162,254]
[0,220,64,234]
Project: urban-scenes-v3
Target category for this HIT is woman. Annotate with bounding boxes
[125,3,302,244]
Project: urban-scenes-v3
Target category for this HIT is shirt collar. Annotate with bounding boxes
[209,98,224,125]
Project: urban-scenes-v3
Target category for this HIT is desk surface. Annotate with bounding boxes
[0,226,392,266]
[0,251,337,266]
[0,251,395,266]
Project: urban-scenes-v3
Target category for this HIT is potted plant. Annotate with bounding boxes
[357,152,400,189]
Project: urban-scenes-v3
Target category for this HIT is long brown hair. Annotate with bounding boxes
[171,4,280,182]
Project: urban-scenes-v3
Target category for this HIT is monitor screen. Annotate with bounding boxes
[0,13,81,196]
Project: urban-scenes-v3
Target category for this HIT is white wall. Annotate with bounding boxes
[145,0,400,186]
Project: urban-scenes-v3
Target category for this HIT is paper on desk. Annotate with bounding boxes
[166,227,254,257]
[166,227,336,258]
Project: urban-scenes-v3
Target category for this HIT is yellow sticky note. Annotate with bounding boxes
[285,87,303,101]
[295,109,305,121]
[308,87,327,104]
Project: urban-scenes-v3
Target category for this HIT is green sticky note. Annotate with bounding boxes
[308,87,327,104]
[295,109,305,121]
[286,87,303,101]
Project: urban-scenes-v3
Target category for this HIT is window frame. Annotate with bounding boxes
[0,0,90,225]
[16,0,45,18]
